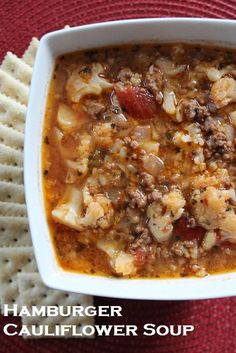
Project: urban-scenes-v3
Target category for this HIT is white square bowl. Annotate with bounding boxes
[24,18,236,300]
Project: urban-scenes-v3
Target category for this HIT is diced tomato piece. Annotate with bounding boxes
[215,229,221,244]
[173,217,206,241]
[130,248,149,267]
[221,241,233,248]
[115,85,158,120]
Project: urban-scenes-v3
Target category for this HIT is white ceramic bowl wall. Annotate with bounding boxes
[24,18,236,300]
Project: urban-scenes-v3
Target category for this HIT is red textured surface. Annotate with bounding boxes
[1,0,236,352]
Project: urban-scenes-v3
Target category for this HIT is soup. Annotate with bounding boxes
[42,43,236,278]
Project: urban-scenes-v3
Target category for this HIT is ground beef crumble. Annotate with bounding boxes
[127,187,147,209]
[183,99,209,122]
[140,172,156,191]
[117,67,142,86]
[203,117,234,160]
[130,225,152,250]
[143,66,163,104]
[171,240,199,260]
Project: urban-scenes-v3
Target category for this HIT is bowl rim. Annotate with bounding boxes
[24,17,236,300]
[40,17,236,41]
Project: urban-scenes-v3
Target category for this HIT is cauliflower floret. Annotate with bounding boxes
[173,123,205,170]
[52,185,114,231]
[191,186,236,232]
[67,63,113,103]
[97,239,136,276]
[193,149,205,167]
[206,67,223,82]
[75,132,91,174]
[162,190,186,215]
[82,187,114,229]
[147,190,186,242]
[203,187,230,213]
[173,123,204,148]
[173,131,191,145]
[207,66,236,82]
[64,132,92,177]
[57,103,88,132]
[211,77,236,108]
[140,141,160,155]
[202,231,217,251]
[57,103,79,131]
[52,186,83,230]
[162,91,177,118]
[77,132,91,158]
[156,57,185,77]
[191,169,230,189]
[54,128,91,178]
[67,158,89,175]
[191,170,236,240]
[229,111,236,129]
[219,212,236,241]
[185,123,204,146]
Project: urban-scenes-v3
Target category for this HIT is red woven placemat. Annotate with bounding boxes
[1,1,236,352]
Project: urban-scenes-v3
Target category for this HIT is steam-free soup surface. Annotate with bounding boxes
[43,43,236,278]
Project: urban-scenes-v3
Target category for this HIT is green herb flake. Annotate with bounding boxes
[191,199,197,205]
[165,131,172,140]
[79,66,91,74]
[175,147,181,153]
[112,106,120,114]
